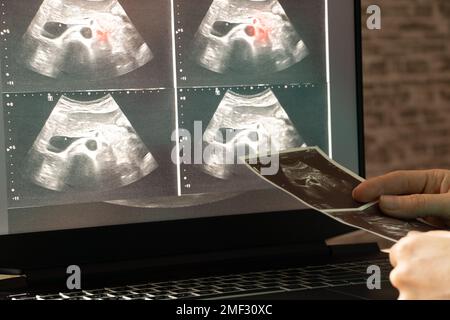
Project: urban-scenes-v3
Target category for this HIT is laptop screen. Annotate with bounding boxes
[0,0,361,235]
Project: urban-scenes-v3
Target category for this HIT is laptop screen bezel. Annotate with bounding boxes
[0,0,364,270]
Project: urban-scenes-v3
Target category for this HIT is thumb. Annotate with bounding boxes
[379,193,450,220]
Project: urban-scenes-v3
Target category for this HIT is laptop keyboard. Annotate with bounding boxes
[8,258,392,300]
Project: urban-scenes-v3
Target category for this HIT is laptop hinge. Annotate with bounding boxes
[330,242,380,257]
[15,243,329,285]
[3,242,381,292]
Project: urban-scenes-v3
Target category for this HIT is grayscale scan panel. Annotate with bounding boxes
[5,90,176,209]
[19,0,153,80]
[178,84,328,195]
[201,89,304,180]
[1,0,173,92]
[191,0,309,75]
[175,0,326,87]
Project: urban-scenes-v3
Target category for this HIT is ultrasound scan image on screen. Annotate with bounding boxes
[191,0,309,75]
[0,0,353,235]
[24,94,157,191]
[5,90,177,209]
[201,89,304,178]
[175,0,326,87]
[19,0,153,80]
[1,0,173,92]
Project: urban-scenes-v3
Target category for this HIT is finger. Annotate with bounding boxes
[353,170,436,203]
[389,240,403,268]
[398,294,407,301]
[379,193,450,219]
[398,292,416,300]
[423,230,450,238]
[389,233,416,268]
[406,231,422,237]
[389,267,401,289]
[389,248,398,268]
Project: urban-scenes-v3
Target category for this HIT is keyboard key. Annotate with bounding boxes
[10,295,38,301]
[168,292,199,299]
[148,295,174,300]
[36,294,64,300]
[131,288,161,294]
[256,282,282,288]
[106,290,135,296]
[323,280,350,287]
[215,287,243,293]
[192,285,217,291]
[192,290,220,296]
[83,294,116,300]
[127,284,152,289]
[300,281,330,289]
[59,291,85,299]
[280,284,309,290]
[122,293,153,300]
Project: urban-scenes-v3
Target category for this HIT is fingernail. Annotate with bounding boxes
[352,188,357,199]
[352,185,363,200]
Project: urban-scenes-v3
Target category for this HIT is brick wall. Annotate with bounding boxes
[361,0,450,177]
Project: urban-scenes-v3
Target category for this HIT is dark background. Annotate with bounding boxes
[178,84,328,194]
[1,0,174,92]
[174,0,327,87]
[4,90,177,208]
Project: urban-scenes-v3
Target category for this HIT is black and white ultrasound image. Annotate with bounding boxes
[4,90,177,208]
[175,0,326,87]
[179,85,328,195]
[329,205,436,242]
[248,148,363,210]
[0,0,173,92]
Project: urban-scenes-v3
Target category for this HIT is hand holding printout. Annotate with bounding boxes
[353,170,450,227]
[245,147,444,242]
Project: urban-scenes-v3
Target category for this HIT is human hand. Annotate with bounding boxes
[352,170,450,224]
[389,231,450,300]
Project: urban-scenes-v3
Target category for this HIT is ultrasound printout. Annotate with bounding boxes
[330,206,436,243]
[245,147,441,242]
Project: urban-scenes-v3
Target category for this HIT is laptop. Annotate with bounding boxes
[0,0,399,300]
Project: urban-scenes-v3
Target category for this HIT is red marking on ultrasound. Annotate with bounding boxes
[257,28,269,42]
[245,25,256,37]
[96,30,109,42]
[247,17,270,42]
